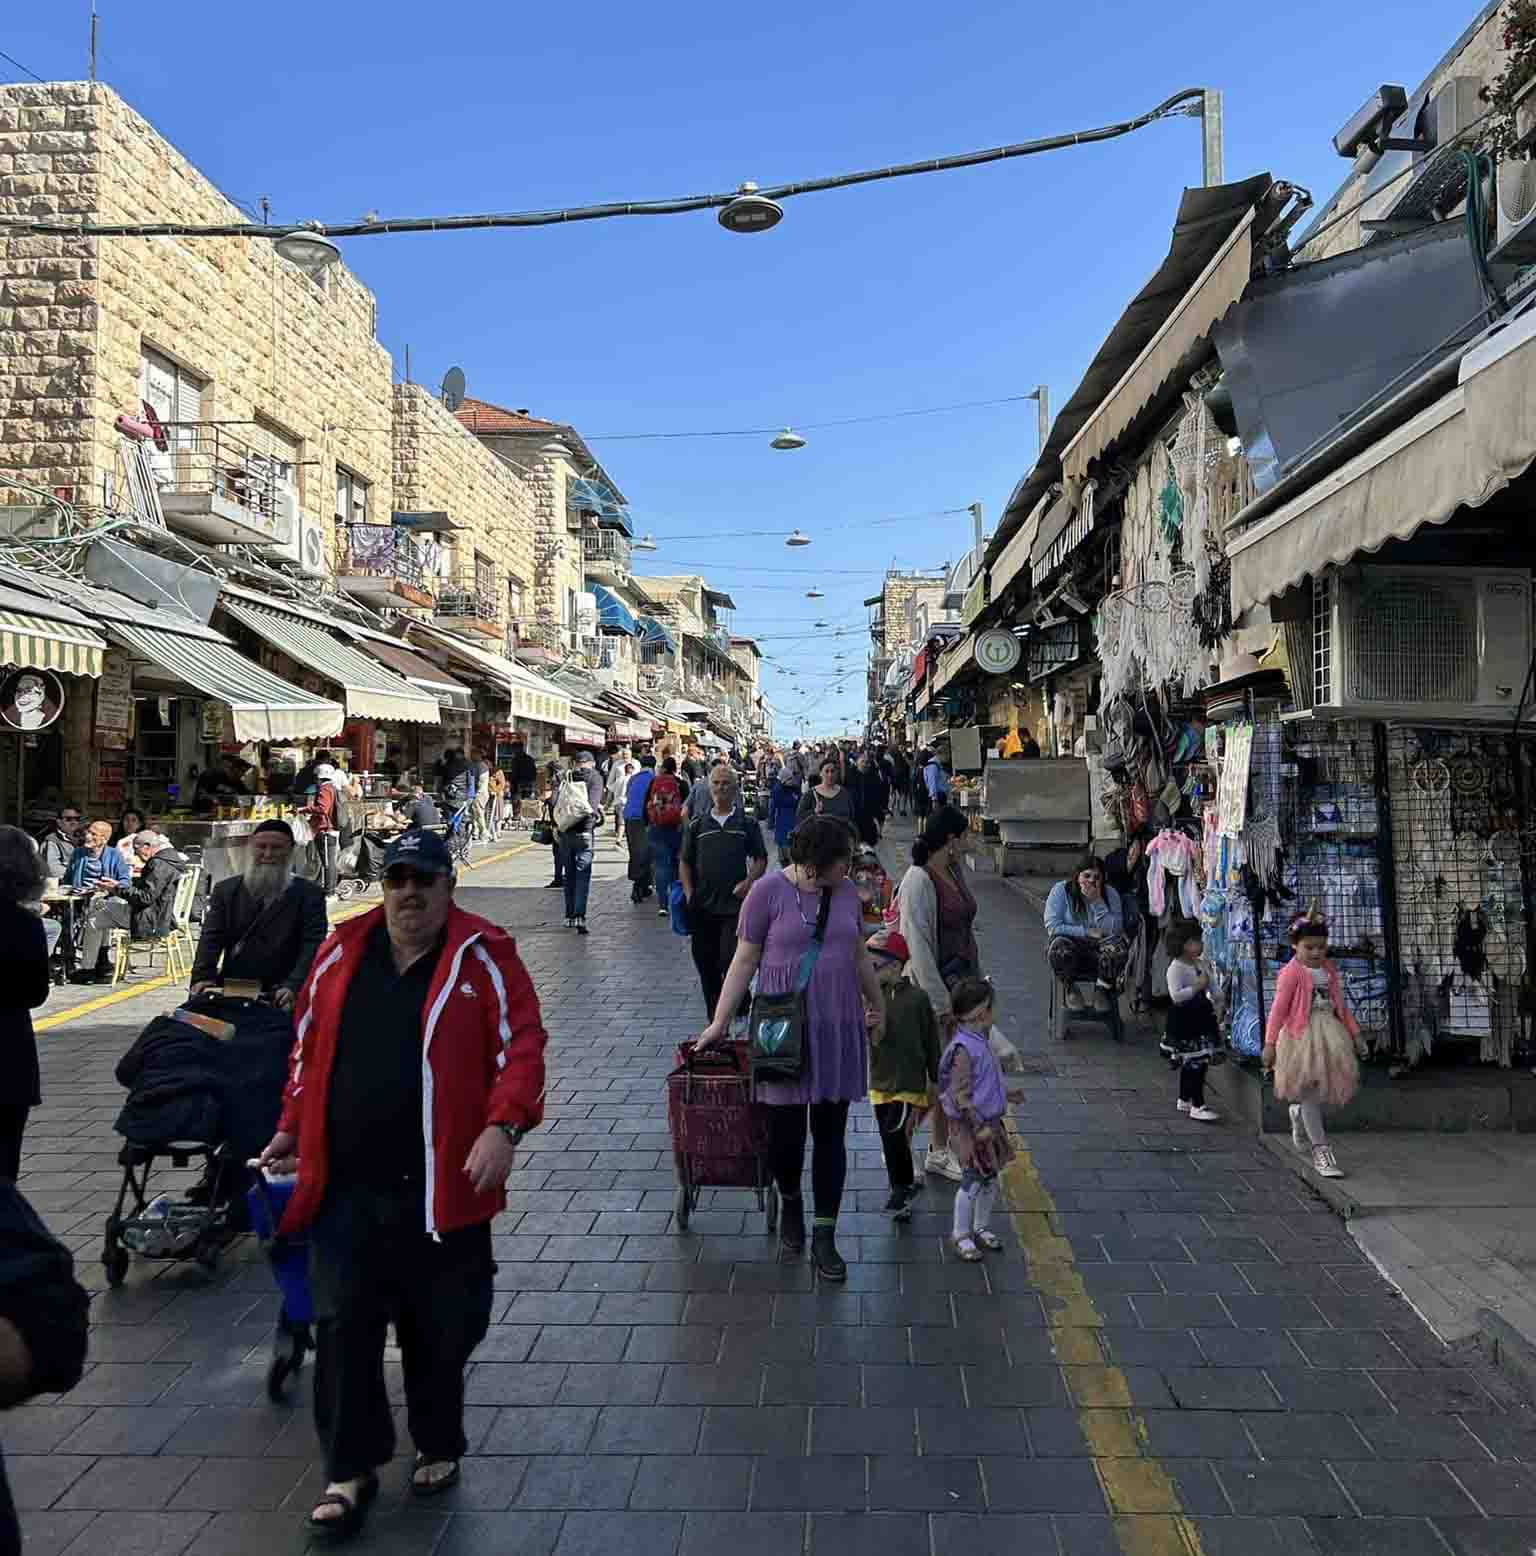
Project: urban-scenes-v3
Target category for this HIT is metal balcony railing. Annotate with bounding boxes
[338,524,434,591]
[435,577,499,623]
[152,423,278,522]
[582,529,632,571]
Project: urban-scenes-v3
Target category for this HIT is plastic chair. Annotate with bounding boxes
[1050,971,1125,1042]
[109,865,201,985]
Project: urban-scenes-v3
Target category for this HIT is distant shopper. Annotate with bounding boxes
[679,765,767,1022]
[35,805,82,880]
[555,752,604,935]
[796,758,858,837]
[76,832,187,981]
[623,755,657,903]
[0,827,50,1179]
[645,757,690,921]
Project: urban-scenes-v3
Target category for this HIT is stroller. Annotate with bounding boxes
[335,829,390,901]
[103,993,292,1288]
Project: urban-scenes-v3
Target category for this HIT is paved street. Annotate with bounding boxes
[9,823,1536,1556]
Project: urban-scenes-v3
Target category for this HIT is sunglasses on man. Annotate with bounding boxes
[383,868,448,891]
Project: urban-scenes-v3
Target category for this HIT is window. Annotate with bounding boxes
[140,346,205,431]
[335,467,369,525]
[474,550,495,599]
[507,577,525,621]
[565,587,577,627]
[252,418,303,501]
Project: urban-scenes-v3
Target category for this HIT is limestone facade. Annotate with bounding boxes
[391,384,536,637]
[0,82,392,560]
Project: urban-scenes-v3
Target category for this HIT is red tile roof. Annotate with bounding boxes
[452,397,563,436]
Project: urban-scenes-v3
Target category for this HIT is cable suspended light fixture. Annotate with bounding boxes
[784,530,811,547]
[273,226,341,274]
[717,183,784,234]
[632,533,658,552]
[805,589,825,599]
[770,429,807,451]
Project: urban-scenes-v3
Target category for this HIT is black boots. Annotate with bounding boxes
[811,1225,847,1283]
[778,1194,805,1256]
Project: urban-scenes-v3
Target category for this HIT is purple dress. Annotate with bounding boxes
[739,871,868,1105]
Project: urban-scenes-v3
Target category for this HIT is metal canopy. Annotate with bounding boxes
[987,173,1278,568]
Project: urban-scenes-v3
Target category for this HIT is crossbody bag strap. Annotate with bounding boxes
[793,887,832,991]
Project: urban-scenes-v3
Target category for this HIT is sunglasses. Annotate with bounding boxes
[383,868,446,890]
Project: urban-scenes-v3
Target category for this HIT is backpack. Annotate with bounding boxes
[553,775,594,832]
[646,772,685,828]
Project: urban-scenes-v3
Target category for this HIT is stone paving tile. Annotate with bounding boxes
[7,828,1534,1551]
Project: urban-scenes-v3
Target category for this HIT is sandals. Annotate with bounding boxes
[412,1457,461,1497]
[952,1236,984,1262]
[308,1473,379,1542]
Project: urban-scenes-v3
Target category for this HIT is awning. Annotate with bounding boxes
[666,697,710,718]
[1227,305,1536,613]
[106,621,343,742]
[703,587,737,611]
[987,174,1279,566]
[562,713,607,746]
[356,639,474,714]
[1030,493,1076,569]
[698,731,731,751]
[640,617,676,652]
[591,584,639,636]
[406,623,572,727]
[221,599,440,725]
[0,596,105,677]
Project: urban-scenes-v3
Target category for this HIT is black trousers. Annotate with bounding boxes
[0,1106,27,1181]
[873,1101,915,1190]
[1178,1060,1208,1107]
[765,1100,851,1222]
[309,1184,494,1483]
[689,910,740,1023]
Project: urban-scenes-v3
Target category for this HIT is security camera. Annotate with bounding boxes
[1333,84,1409,159]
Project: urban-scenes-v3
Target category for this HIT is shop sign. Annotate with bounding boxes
[974,628,1021,675]
[94,650,134,748]
[0,667,64,732]
[200,700,228,743]
[1026,621,1081,682]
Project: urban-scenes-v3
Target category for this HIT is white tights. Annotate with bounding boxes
[1292,1100,1328,1145]
[953,1177,997,1242]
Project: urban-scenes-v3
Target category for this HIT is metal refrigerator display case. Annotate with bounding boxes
[982,758,1091,861]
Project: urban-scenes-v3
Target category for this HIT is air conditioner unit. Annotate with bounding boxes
[1493,156,1536,265]
[1365,77,1482,236]
[262,513,329,580]
[271,482,299,544]
[1312,565,1531,719]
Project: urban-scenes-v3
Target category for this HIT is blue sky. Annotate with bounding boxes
[8,0,1481,736]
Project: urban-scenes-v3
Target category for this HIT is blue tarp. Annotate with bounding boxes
[640,616,676,651]
[592,584,639,636]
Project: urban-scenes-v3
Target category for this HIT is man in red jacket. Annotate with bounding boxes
[257,828,546,1541]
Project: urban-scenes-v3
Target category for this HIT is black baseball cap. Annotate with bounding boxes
[382,829,455,876]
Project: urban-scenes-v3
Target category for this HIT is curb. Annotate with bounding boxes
[1478,1307,1536,1398]
[1255,1131,1358,1216]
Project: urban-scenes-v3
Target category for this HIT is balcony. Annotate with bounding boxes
[150,423,287,546]
[515,617,567,666]
[434,575,502,640]
[581,527,632,579]
[336,524,436,609]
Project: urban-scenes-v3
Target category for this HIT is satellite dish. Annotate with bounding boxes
[441,367,466,412]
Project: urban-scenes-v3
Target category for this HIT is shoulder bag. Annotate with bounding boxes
[748,885,831,1083]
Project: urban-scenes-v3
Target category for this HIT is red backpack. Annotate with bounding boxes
[646,773,685,828]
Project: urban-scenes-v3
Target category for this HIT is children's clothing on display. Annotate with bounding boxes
[1146,829,1200,918]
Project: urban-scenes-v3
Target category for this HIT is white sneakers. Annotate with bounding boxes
[1176,1100,1221,1122]
[924,1147,963,1182]
[1312,1145,1345,1179]
[1289,1104,1309,1153]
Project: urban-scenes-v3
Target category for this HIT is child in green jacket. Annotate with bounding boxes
[866,930,941,1221]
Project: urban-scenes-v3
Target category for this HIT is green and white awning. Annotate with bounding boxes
[0,607,106,677]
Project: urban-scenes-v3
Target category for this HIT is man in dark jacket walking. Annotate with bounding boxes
[190,820,328,1008]
[257,829,546,1541]
[76,832,187,981]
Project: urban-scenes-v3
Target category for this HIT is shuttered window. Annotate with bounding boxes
[335,467,369,525]
[475,550,495,597]
[251,418,303,501]
[140,347,204,430]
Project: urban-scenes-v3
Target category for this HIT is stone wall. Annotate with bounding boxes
[1300,9,1506,262]
[392,384,536,630]
[0,82,392,558]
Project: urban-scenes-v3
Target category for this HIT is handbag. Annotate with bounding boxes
[748,886,831,1082]
[530,824,554,846]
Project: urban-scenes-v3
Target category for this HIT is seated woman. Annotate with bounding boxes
[1043,853,1132,1012]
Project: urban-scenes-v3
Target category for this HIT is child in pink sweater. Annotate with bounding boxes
[1262,913,1365,1181]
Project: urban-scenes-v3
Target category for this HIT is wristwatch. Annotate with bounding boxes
[495,1123,528,1147]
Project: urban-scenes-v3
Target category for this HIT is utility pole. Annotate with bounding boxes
[1202,88,1224,186]
[1025,385,1049,455]
[968,502,984,554]
[88,1,98,82]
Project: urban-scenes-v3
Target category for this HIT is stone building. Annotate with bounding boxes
[0,81,392,566]
[390,384,536,648]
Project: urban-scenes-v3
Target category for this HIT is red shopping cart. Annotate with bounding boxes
[665,1039,778,1233]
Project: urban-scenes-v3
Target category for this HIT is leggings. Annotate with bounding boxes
[1292,1098,1328,1145]
[1178,1060,1207,1108]
[765,1100,851,1222]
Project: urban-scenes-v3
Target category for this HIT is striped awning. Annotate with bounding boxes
[0,607,106,678]
[222,600,440,726]
[107,622,344,743]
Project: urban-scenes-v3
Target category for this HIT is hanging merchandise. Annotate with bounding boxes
[1215,721,1253,836]
[1146,827,1201,917]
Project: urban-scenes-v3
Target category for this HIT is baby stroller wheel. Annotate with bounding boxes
[103,1242,129,1288]
[764,1183,780,1234]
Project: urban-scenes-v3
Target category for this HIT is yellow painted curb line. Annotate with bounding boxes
[36,842,534,1032]
[1000,1122,1206,1556]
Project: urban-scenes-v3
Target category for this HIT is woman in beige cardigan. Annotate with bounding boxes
[898,808,979,1184]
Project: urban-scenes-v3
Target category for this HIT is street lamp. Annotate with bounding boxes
[1024,385,1049,455]
[632,533,658,552]
[805,589,824,599]
[771,429,807,451]
[784,529,811,547]
[718,183,784,234]
[273,227,341,275]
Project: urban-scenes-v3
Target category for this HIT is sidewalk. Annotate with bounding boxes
[8,822,1536,1556]
[1001,856,1536,1390]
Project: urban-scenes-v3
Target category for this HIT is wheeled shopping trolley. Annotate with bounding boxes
[665,1039,778,1233]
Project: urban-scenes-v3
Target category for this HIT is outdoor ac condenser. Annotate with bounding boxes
[1312,565,1532,720]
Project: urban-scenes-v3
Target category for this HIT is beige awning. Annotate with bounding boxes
[1062,208,1256,487]
[0,604,105,677]
[1227,317,1536,613]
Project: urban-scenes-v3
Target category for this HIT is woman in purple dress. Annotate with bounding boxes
[699,816,884,1281]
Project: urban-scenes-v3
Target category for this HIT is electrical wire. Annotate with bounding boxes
[645,507,969,541]
[0,47,45,83]
[586,400,1037,442]
[0,89,1207,242]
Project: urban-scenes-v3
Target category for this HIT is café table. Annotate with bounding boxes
[41,886,92,985]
